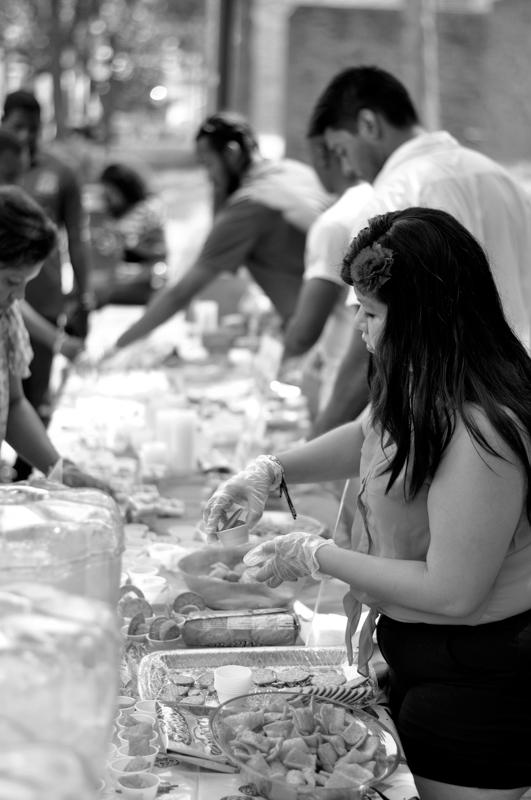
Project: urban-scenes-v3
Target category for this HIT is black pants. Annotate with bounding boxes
[377,610,531,788]
[13,332,55,481]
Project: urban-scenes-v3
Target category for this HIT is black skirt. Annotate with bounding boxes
[377,609,531,789]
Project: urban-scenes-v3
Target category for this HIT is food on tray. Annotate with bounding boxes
[168,671,195,686]
[181,610,300,648]
[152,661,360,707]
[215,695,393,791]
[251,668,277,686]
[311,671,346,688]
[149,616,181,642]
[197,670,215,688]
[275,667,311,685]
[172,591,207,614]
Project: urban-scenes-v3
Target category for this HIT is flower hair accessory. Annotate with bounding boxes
[350,242,394,294]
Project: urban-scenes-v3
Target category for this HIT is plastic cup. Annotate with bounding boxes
[117,744,158,768]
[127,564,159,582]
[217,522,249,547]
[117,772,160,800]
[134,700,157,720]
[117,696,136,714]
[135,576,168,604]
[213,664,253,703]
[107,756,152,787]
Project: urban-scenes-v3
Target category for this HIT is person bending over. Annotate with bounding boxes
[103,111,330,358]
[307,65,531,437]
[204,207,531,800]
[0,186,108,491]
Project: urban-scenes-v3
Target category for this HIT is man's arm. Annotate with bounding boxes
[61,169,91,298]
[310,322,370,437]
[282,278,344,360]
[115,261,215,349]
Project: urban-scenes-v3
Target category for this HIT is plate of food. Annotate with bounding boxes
[210,691,400,799]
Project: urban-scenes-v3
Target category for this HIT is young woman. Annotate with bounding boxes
[0,185,109,490]
[203,207,531,800]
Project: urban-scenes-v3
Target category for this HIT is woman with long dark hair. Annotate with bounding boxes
[203,207,531,800]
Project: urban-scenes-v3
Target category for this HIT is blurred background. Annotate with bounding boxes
[0,0,530,285]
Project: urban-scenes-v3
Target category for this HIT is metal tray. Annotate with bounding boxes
[137,645,377,709]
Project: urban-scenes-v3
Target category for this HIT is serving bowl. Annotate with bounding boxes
[177,543,301,610]
[211,692,400,800]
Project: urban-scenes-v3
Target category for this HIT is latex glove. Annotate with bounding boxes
[202,455,283,537]
[243,531,336,588]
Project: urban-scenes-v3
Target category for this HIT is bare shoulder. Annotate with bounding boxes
[446,403,527,472]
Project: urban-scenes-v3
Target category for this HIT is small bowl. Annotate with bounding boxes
[127,564,159,582]
[117,744,158,768]
[107,756,152,786]
[134,700,157,720]
[116,696,136,713]
[117,772,160,800]
[217,522,249,547]
[146,634,182,651]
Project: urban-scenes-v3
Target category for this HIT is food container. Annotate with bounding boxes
[0,583,120,785]
[181,608,300,648]
[211,692,400,799]
[0,482,124,606]
[177,543,303,609]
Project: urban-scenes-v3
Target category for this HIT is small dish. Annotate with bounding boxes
[117,743,158,768]
[107,756,152,786]
[146,634,182,651]
[117,772,160,800]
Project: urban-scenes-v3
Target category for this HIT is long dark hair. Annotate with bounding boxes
[341,207,531,519]
[100,163,150,210]
[0,186,57,268]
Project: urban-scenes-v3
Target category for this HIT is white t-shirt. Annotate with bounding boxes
[304,183,375,408]
[345,132,531,349]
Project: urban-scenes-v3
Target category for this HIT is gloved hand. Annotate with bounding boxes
[202,455,283,537]
[243,531,336,587]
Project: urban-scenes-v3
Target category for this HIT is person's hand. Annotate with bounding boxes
[202,455,284,536]
[243,531,336,587]
[61,460,114,495]
[59,334,85,362]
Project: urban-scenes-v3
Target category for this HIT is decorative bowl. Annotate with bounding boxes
[210,691,400,800]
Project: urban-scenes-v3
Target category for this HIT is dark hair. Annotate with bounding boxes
[0,186,57,268]
[308,65,419,136]
[341,206,531,519]
[0,129,22,155]
[99,163,149,208]
[195,111,258,166]
[3,90,41,120]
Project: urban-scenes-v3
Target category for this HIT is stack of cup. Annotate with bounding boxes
[213,665,253,703]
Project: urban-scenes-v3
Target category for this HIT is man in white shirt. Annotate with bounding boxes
[280,119,375,412]
[311,65,531,436]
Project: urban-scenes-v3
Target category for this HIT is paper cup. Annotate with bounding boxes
[217,522,249,547]
[213,664,253,703]
[117,772,160,800]
[134,700,157,720]
[117,744,158,768]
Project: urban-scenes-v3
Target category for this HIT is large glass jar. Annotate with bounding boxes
[0,483,124,606]
[0,583,120,785]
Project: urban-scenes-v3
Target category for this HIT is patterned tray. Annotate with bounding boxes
[137,646,378,709]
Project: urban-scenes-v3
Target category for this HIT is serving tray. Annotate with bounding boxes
[137,645,378,709]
